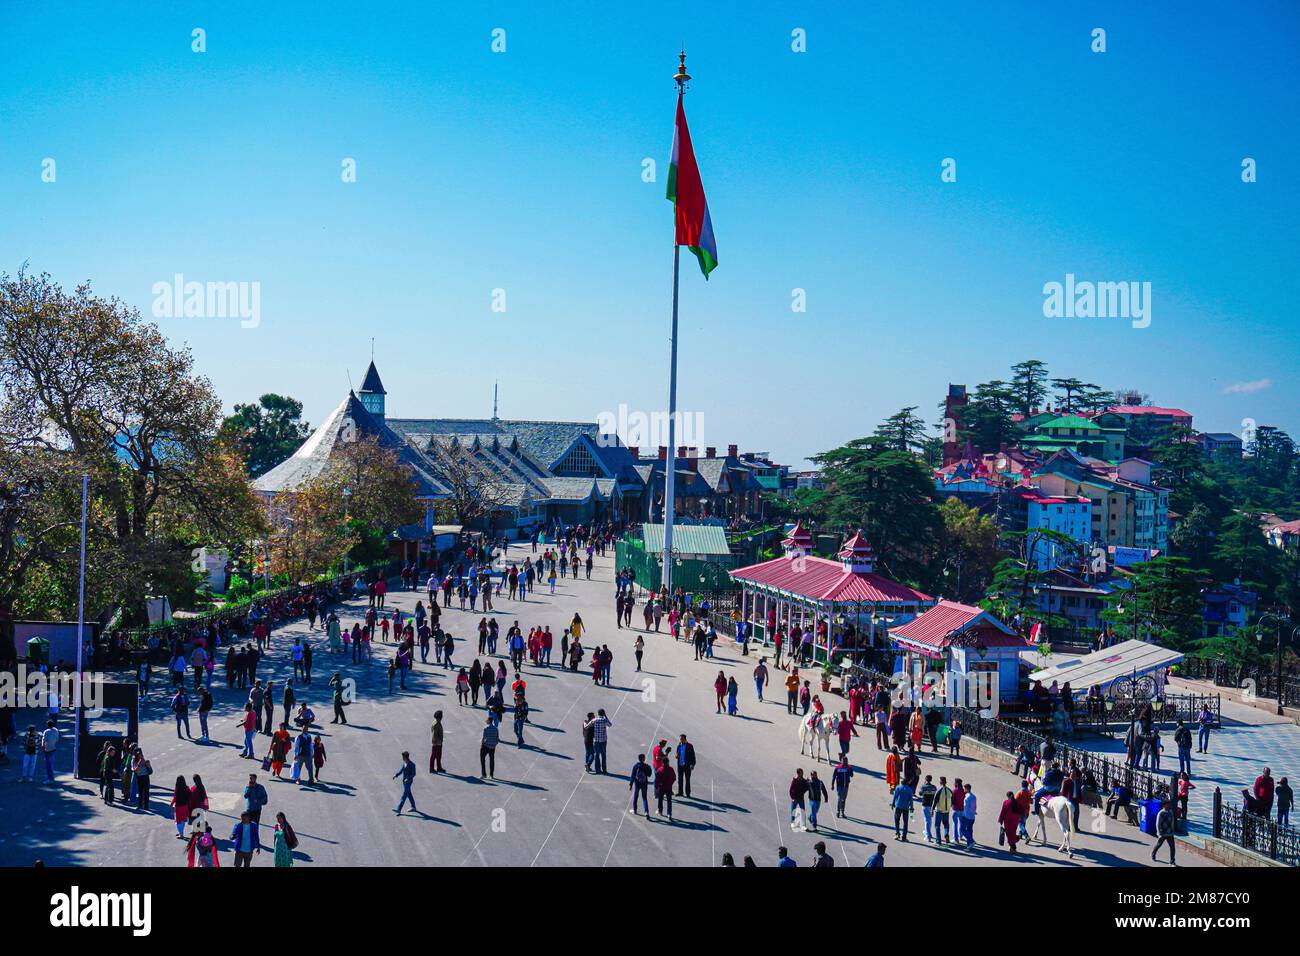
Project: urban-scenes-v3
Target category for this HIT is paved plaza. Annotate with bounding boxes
[1082,689,1300,837]
[0,551,1215,867]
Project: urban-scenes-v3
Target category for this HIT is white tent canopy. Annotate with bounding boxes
[1029,639,1184,694]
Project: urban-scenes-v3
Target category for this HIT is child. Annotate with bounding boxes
[948,721,963,757]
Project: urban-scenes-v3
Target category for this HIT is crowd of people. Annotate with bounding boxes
[6,518,1295,869]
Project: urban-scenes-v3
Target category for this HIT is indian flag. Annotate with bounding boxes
[667,94,718,278]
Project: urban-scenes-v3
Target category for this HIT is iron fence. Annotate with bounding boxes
[951,706,1176,803]
[1178,657,1300,708]
[1213,788,1300,865]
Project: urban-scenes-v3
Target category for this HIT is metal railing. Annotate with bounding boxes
[1213,788,1299,866]
[1178,657,1300,708]
[951,706,1177,804]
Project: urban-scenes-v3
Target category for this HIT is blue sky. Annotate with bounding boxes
[2,1,1298,466]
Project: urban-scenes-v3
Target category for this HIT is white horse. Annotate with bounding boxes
[1031,795,1075,857]
[799,712,836,762]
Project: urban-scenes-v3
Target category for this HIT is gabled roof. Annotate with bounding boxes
[386,417,602,471]
[360,361,386,395]
[252,393,448,497]
[888,600,1023,651]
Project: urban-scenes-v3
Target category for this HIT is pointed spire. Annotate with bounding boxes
[781,521,813,558]
[360,360,386,395]
[838,530,875,573]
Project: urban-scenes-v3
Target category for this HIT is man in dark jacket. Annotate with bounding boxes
[231,811,261,867]
[628,754,651,816]
[1151,801,1176,864]
[675,734,696,797]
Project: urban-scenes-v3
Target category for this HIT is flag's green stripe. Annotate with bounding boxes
[690,244,717,278]
[665,162,677,203]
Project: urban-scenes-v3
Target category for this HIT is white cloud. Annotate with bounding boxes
[1222,378,1273,395]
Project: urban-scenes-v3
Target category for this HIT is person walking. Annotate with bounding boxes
[170,776,192,838]
[959,783,978,849]
[1151,800,1177,864]
[832,756,854,818]
[480,717,499,779]
[789,768,810,832]
[393,751,419,814]
[808,770,828,832]
[655,761,677,821]
[753,658,769,703]
[892,778,914,841]
[171,688,191,740]
[999,790,1021,853]
[19,725,38,782]
[628,753,651,817]
[273,812,296,868]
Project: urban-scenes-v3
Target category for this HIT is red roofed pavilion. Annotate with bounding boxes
[889,600,1027,702]
[728,527,934,664]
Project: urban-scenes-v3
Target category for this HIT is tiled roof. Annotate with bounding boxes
[386,417,601,471]
[253,393,449,497]
[730,554,932,605]
[540,477,598,502]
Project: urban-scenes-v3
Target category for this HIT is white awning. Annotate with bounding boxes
[1029,639,1183,692]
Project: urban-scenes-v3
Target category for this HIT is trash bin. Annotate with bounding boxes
[25,636,50,667]
[1140,799,1162,836]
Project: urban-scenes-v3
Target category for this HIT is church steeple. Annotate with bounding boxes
[359,360,386,422]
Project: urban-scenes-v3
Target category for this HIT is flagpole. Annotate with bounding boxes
[663,243,680,597]
[662,50,691,601]
[72,473,88,781]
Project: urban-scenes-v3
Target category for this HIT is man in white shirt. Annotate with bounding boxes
[40,719,60,783]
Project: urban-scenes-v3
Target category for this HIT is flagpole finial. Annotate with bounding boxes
[674,49,691,92]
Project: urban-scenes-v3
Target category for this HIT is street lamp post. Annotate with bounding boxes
[1257,612,1295,716]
